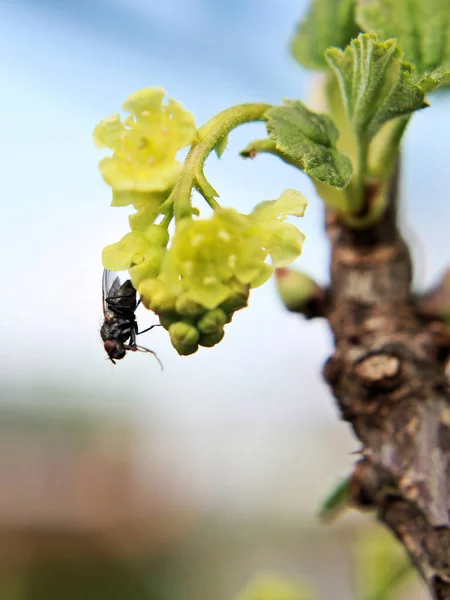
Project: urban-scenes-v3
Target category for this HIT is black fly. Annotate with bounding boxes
[101,269,162,368]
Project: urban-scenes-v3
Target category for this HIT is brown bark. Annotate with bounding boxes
[322,165,450,598]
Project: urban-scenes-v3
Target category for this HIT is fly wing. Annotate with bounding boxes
[102,269,122,315]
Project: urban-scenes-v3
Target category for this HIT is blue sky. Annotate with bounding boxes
[1,0,449,432]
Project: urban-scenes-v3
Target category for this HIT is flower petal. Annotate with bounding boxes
[167,99,197,148]
[186,272,232,309]
[93,114,123,149]
[267,223,306,266]
[249,263,275,288]
[122,87,166,115]
[99,156,182,192]
[102,231,150,271]
[128,199,162,230]
[251,189,308,221]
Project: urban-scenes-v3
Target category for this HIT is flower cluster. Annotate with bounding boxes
[96,88,308,355]
[102,190,307,354]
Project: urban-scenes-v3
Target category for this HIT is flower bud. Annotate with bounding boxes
[158,312,179,331]
[169,321,200,355]
[199,328,225,347]
[197,309,227,334]
[275,268,319,313]
[219,281,249,312]
[224,312,234,324]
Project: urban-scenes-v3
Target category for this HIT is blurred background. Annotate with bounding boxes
[1,0,448,597]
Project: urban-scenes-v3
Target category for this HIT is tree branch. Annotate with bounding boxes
[322,161,450,598]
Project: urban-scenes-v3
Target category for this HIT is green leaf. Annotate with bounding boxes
[325,34,427,144]
[266,100,353,188]
[325,72,358,166]
[418,68,450,92]
[356,0,450,77]
[291,0,360,71]
[318,476,350,522]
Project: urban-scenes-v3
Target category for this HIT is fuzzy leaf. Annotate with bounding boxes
[266,100,352,188]
[418,68,450,92]
[325,34,427,144]
[356,0,450,77]
[291,0,359,71]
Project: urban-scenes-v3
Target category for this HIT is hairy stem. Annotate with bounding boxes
[161,103,271,223]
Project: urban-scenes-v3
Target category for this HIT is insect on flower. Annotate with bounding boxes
[100,269,163,368]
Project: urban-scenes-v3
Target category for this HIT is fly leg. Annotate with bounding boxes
[124,342,164,370]
[137,324,161,335]
[128,324,138,348]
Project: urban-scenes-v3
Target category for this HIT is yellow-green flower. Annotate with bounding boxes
[160,189,307,309]
[169,321,200,356]
[165,209,265,308]
[94,87,197,195]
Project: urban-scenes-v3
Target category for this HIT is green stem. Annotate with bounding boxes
[355,137,369,213]
[160,103,272,224]
[159,205,173,229]
[240,138,278,158]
